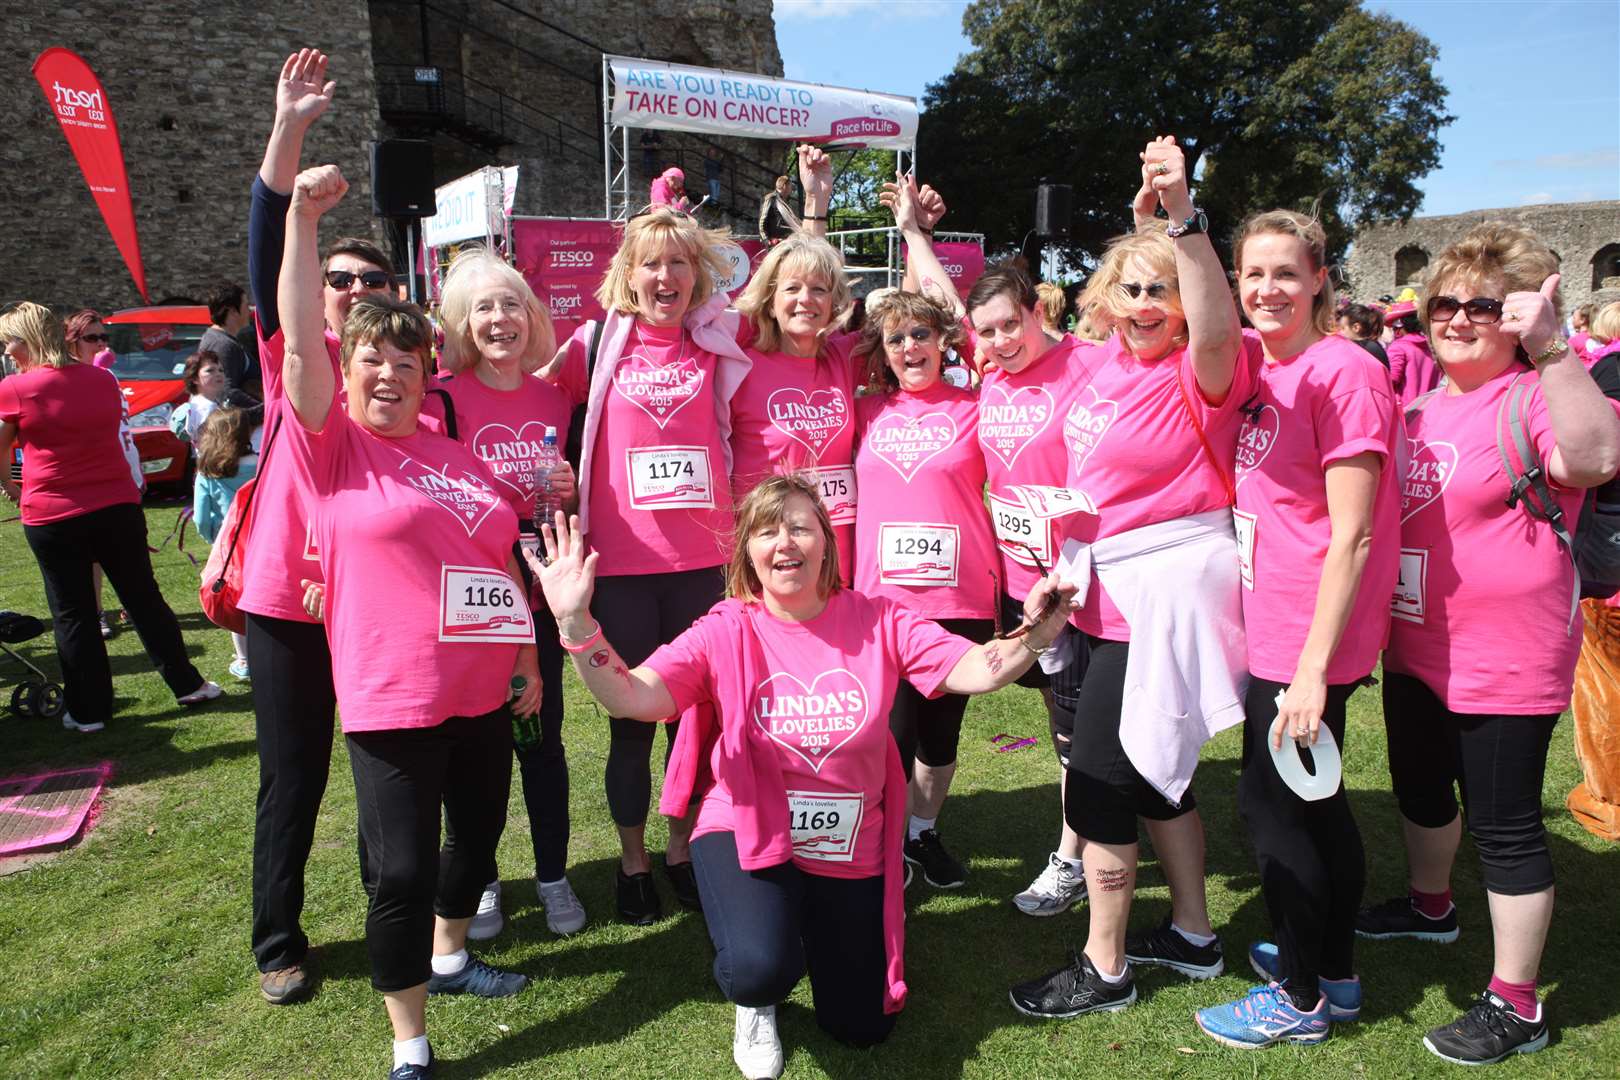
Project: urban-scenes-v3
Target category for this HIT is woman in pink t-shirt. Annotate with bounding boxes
[851,290,996,891]
[281,166,542,1078]
[1192,211,1402,1050]
[1361,224,1620,1066]
[529,474,1077,1077]
[1387,303,1441,407]
[543,205,751,924]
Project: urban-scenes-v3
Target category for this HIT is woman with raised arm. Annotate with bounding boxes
[530,476,1077,1080]
[279,165,540,1080]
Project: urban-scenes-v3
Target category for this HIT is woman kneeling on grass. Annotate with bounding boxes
[530,474,1077,1080]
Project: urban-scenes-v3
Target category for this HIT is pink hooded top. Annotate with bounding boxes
[650,168,689,210]
[1388,332,1441,407]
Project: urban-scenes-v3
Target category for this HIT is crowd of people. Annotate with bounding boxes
[4,45,1620,1080]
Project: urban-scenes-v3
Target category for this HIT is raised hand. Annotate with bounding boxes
[797,143,833,206]
[917,184,947,231]
[290,164,347,219]
[1140,135,1192,219]
[276,49,335,131]
[1504,273,1563,359]
[1131,175,1160,230]
[879,172,924,233]
[531,511,599,634]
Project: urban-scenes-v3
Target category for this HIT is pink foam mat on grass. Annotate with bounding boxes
[0,762,112,856]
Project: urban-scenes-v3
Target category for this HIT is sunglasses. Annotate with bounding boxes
[79,333,110,344]
[996,543,1063,641]
[884,326,936,349]
[1426,295,1504,325]
[324,269,392,290]
[1118,281,1171,301]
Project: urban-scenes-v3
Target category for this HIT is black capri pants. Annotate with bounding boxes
[889,618,994,776]
[998,593,1087,765]
[1382,671,1559,895]
[1063,636,1197,846]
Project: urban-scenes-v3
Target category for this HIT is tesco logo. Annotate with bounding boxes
[550,250,596,267]
[942,263,964,276]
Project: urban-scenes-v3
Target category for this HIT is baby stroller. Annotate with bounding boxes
[0,611,66,720]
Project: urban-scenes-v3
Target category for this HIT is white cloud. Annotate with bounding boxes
[775,0,960,21]
[1493,147,1620,171]
[1521,192,1555,205]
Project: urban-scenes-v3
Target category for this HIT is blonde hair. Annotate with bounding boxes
[853,291,965,393]
[725,474,842,604]
[0,302,72,369]
[1074,301,1109,342]
[1235,209,1337,336]
[1421,222,1561,362]
[1077,222,1186,329]
[197,406,255,480]
[734,234,853,353]
[1592,301,1620,344]
[1034,282,1066,331]
[437,249,555,375]
[594,207,731,317]
[339,296,435,375]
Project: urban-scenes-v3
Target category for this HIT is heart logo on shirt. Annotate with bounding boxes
[978,382,1056,470]
[865,411,957,482]
[1234,403,1281,487]
[1401,437,1458,523]
[766,387,849,459]
[754,668,870,775]
[612,351,704,429]
[1061,386,1119,475]
[391,449,503,537]
[471,421,549,503]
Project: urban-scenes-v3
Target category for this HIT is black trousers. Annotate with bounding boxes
[349,709,513,992]
[22,501,203,726]
[1238,676,1365,998]
[691,831,896,1047]
[889,618,994,775]
[514,603,570,882]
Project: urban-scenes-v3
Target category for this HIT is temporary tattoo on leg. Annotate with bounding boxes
[1095,867,1129,892]
[588,649,610,668]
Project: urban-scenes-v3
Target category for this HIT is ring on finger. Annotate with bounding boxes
[1154,163,1171,175]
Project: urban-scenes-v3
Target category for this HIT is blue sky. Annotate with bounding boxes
[773,0,1619,217]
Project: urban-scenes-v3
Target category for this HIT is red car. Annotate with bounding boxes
[103,305,212,488]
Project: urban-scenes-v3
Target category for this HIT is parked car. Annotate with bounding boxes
[103,305,211,488]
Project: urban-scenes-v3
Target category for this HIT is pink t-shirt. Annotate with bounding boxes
[238,326,342,622]
[434,371,573,522]
[1233,334,1402,684]
[0,363,139,525]
[1389,333,1441,408]
[1064,332,1261,641]
[559,320,733,576]
[977,336,1100,598]
[647,590,974,878]
[854,384,997,619]
[1385,366,1583,713]
[729,333,862,582]
[283,403,522,731]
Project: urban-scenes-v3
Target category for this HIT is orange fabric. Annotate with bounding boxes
[1569,599,1620,840]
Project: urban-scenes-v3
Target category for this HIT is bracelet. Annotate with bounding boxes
[1529,337,1569,365]
[1019,635,1049,658]
[802,213,827,221]
[559,621,604,653]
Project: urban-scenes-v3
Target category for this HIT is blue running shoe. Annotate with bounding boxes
[1196,982,1330,1049]
[1248,942,1362,1021]
[426,956,527,998]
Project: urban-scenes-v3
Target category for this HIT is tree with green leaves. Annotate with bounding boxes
[918,0,1451,269]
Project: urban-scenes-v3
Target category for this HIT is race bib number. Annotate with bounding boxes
[785,790,863,862]
[1232,508,1257,591]
[879,523,959,586]
[811,465,857,525]
[439,565,535,643]
[988,491,1052,567]
[628,445,714,510]
[1391,548,1427,623]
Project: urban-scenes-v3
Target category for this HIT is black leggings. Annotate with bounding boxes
[513,603,570,881]
[889,618,994,775]
[593,567,724,829]
[1383,672,1558,895]
[1238,676,1365,997]
[348,709,512,992]
[691,831,896,1048]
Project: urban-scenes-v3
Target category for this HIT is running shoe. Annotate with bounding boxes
[903,828,967,888]
[732,1004,784,1079]
[537,877,588,935]
[1012,852,1087,916]
[177,680,223,707]
[389,1046,433,1079]
[1423,991,1548,1065]
[466,880,503,940]
[228,658,251,681]
[259,961,313,1005]
[61,711,105,734]
[1008,949,1136,1019]
[1124,916,1224,979]
[664,857,703,911]
[1355,894,1459,943]
[426,956,527,998]
[99,615,114,639]
[617,868,661,925]
[1248,942,1361,1021]
[1196,982,1330,1049]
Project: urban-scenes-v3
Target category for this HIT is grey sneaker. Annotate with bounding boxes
[61,711,105,734]
[537,877,587,935]
[466,880,503,941]
[1012,852,1087,916]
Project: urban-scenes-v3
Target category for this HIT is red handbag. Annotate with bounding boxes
[199,416,280,633]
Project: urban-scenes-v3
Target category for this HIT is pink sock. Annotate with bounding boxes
[1410,886,1452,920]
[1488,975,1539,1019]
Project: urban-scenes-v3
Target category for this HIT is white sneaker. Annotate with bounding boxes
[466,880,503,940]
[177,680,223,706]
[1012,852,1087,916]
[732,1004,783,1080]
[61,711,104,734]
[537,877,588,935]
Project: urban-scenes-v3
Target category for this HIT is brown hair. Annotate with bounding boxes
[1234,209,1337,336]
[196,406,255,479]
[324,236,395,277]
[965,263,1038,317]
[62,308,104,348]
[594,207,731,316]
[1421,222,1561,363]
[853,291,965,393]
[725,473,842,604]
[733,234,853,353]
[183,348,222,395]
[339,295,434,373]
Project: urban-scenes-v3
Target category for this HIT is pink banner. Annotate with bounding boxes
[32,48,148,303]
[904,241,986,295]
[511,219,622,342]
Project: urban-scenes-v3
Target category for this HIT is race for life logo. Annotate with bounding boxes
[613,350,704,428]
[1061,386,1118,475]
[766,386,848,458]
[978,382,1055,470]
[1234,403,1280,486]
[471,421,548,503]
[754,668,869,774]
[865,410,956,482]
[392,449,502,536]
[1401,437,1457,522]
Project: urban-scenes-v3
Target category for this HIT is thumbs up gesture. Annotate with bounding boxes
[1505,273,1563,360]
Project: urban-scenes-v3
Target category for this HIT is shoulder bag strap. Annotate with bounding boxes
[1176,365,1236,507]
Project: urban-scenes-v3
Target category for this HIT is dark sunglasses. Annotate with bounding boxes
[1118,281,1170,301]
[996,543,1062,641]
[79,332,110,344]
[324,269,392,290]
[1426,295,1503,325]
[884,326,935,349]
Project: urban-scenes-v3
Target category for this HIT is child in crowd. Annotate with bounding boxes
[193,406,259,679]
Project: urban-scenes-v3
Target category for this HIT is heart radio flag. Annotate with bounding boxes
[31,48,149,302]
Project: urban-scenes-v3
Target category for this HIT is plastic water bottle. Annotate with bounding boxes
[535,426,562,526]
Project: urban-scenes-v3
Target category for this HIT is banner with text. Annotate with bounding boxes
[607,55,917,150]
[903,240,987,295]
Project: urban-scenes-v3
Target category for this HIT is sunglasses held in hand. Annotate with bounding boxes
[997,542,1063,641]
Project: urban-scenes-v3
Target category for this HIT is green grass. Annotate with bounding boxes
[2,500,1618,1078]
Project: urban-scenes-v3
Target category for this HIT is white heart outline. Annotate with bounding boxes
[764,385,851,458]
[1400,437,1459,524]
[1233,403,1281,489]
[865,410,958,483]
[1061,385,1120,476]
[978,382,1057,470]
[611,349,705,430]
[470,420,549,502]
[390,447,502,538]
[753,667,870,775]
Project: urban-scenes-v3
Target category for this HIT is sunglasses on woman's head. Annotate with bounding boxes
[324,269,392,290]
[1426,296,1503,325]
[884,326,935,349]
[1118,281,1170,300]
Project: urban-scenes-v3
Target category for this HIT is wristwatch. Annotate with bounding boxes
[1166,209,1207,239]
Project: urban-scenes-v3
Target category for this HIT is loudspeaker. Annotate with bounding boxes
[370,140,437,218]
[1035,181,1073,238]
